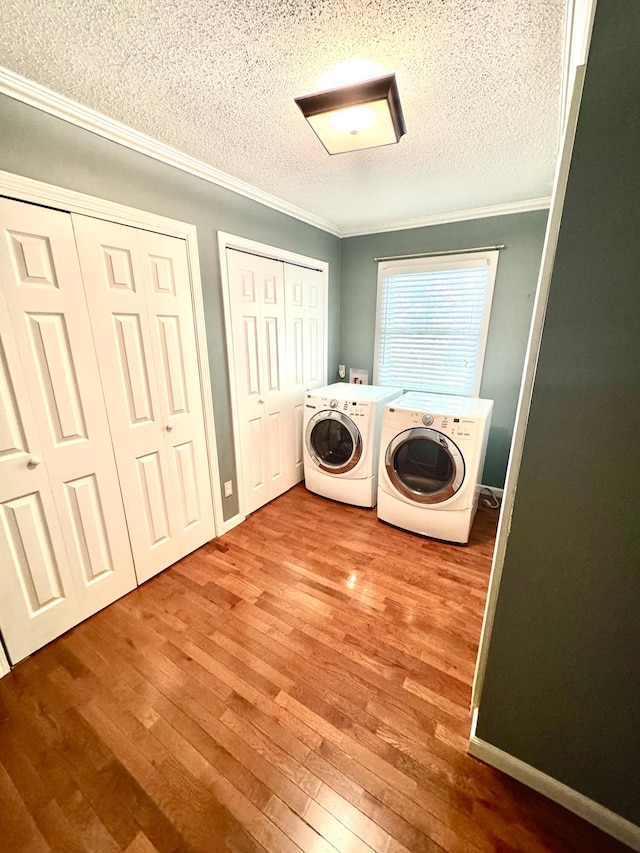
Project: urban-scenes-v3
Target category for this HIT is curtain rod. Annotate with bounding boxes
[375,244,506,262]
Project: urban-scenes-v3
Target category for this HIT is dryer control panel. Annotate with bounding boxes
[442,416,476,438]
[386,407,478,439]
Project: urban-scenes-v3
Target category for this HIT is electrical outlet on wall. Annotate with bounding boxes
[224,481,233,497]
[338,364,346,379]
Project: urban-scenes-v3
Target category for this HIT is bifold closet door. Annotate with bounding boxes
[225,250,326,514]
[284,263,325,484]
[226,249,291,514]
[0,199,137,663]
[73,216,215,583]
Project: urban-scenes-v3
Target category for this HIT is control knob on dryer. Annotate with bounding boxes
[422,414,434,426]
[329,399,338,408]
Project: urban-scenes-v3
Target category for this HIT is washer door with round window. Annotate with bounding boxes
[305,410,363,475]
[385,427,465,504]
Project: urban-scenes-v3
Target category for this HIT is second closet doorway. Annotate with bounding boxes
[220,234,328,519]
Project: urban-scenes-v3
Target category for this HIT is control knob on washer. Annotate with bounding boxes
[329,399,338,409]
[422,414,434,426]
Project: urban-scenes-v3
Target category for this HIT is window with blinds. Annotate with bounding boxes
[373,251,499,397]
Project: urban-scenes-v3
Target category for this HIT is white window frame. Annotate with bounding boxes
[373,250,499,397]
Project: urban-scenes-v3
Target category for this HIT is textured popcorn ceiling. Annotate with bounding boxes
[0,0,564,234]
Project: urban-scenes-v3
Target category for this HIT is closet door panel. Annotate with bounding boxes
[284,264,325,391]
[137,230,214,551]
[227,251,268,513]
[284,264,326,483]
[261,302,292,491]
[2,202,110,466]
[73,217,179,580]
[74,216,214,583]
[226,250,290,514]
[0,199,136,662]
[0,487,82,663]
[0,290,81,663]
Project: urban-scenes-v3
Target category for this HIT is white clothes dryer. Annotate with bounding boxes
[377,391,493,543]
[303,383,402,507]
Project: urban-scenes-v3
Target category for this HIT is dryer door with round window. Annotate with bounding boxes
[306,411,362,474]
[385,427,465,504]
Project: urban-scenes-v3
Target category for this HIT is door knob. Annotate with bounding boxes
[166,423,174,431]
[27,456,42,468]
[258,398,264,404]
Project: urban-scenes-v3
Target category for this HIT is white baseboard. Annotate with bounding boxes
[0,646,11,678]
[469,732,640,851]
[218,513,245,536]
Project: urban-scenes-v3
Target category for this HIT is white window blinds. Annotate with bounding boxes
[373,251,499,397]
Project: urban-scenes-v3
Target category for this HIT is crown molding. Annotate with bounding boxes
[0,66,551,241]
[337,197,551,238]
[0,66,341,236]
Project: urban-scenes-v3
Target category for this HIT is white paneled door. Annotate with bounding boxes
[284,263,326,484]
[0,199,137,663]
[73,216,215,584]
[226,250,289,515]
[225,248,326,516]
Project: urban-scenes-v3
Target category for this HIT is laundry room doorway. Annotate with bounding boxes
[219,233,328,518]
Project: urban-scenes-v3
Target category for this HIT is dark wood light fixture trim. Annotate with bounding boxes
[294,73,407,153]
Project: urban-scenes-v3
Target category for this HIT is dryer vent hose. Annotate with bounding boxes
[480,487,500,509]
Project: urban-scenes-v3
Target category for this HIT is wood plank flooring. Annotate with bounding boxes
[0,484,631,852]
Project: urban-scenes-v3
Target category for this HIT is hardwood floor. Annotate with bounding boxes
[0,484,630,852]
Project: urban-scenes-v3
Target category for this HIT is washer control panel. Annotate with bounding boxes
[311,397,369,417]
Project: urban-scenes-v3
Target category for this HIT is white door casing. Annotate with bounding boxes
[73,215,215,584]
[0,198,137,663]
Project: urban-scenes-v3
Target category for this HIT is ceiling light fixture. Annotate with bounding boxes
[294,73,406,155]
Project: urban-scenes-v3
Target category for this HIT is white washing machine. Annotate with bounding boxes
[377,391,493,543]
[303,383,403,507]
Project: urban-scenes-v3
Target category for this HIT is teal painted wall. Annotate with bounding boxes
[0,94,550,507]
[339,211,549,487]
[0,95,342,520]
[476,0,640,828]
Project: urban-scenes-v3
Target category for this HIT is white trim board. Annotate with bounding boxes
[468,733,640,851]
[560,0,597,141]
[0,169,225,540]
[217,513,245,537]
[0,68,339,237]
[0,645,10,679]
[218,231,331,272]
[217,231,329,521]
[0,66,549,239]
[339,197,551,238]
